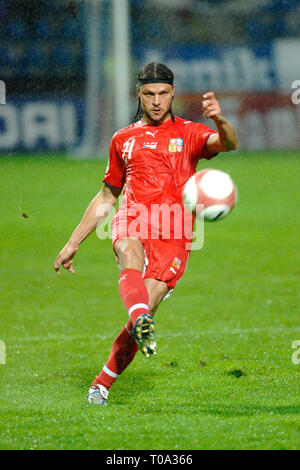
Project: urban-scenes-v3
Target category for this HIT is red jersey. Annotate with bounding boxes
[103,115,217,248]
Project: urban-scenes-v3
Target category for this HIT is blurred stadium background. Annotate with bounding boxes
[1,0,300,156]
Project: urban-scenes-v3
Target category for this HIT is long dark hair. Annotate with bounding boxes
[134,63,175,122]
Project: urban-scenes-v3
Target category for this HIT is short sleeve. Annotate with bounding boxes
[188,122,218,161]
[103,133,125,189]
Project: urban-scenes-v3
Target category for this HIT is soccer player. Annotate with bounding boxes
[54,63,238,405]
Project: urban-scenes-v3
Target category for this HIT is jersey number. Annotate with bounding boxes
[122,138,135,164]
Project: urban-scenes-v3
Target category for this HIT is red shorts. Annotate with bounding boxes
[112,214,190,289]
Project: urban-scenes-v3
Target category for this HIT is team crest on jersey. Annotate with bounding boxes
[168,138,184,153]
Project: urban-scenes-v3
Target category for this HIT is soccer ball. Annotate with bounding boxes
[182,169,237,221]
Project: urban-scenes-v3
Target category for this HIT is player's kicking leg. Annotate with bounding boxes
[114,237,158,357]
[87,277,168,405]
[132,277,169,357]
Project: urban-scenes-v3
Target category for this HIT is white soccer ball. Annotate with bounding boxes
[182,169,237,221]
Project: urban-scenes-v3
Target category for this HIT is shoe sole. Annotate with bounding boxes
[133,314,156,357]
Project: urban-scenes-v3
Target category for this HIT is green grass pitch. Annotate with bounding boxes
[0,151,299,450]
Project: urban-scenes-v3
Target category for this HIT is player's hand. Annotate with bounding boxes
[54,243,78,275]
[202,92,222,121]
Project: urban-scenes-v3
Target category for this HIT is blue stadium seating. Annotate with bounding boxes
[6,19,28,40]
[24,45,47,67]
[51,45,74,67]
[35,18,56,40]
[0,0,298,83]
[0,46,15,67]
[61,18,82,40]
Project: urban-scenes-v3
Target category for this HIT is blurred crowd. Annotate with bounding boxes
[131,0,300,47]
[0,0,84,87]
[1,0,300,93]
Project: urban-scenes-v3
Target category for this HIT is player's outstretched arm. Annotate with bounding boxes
[54,184,121,274]
[202,91,238,154]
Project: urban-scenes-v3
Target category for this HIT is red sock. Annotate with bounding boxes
[118,268,149,325]
[92,320,139,390]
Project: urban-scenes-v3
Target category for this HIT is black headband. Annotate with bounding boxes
[137,78,174,86]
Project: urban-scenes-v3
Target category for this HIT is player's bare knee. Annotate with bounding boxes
[115,239,144,271]
[120,247,143,269]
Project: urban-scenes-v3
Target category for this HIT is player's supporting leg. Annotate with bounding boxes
[91,319,138,392]
[88,278,168,405]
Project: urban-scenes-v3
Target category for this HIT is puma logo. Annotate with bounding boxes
[146,131,158,138]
